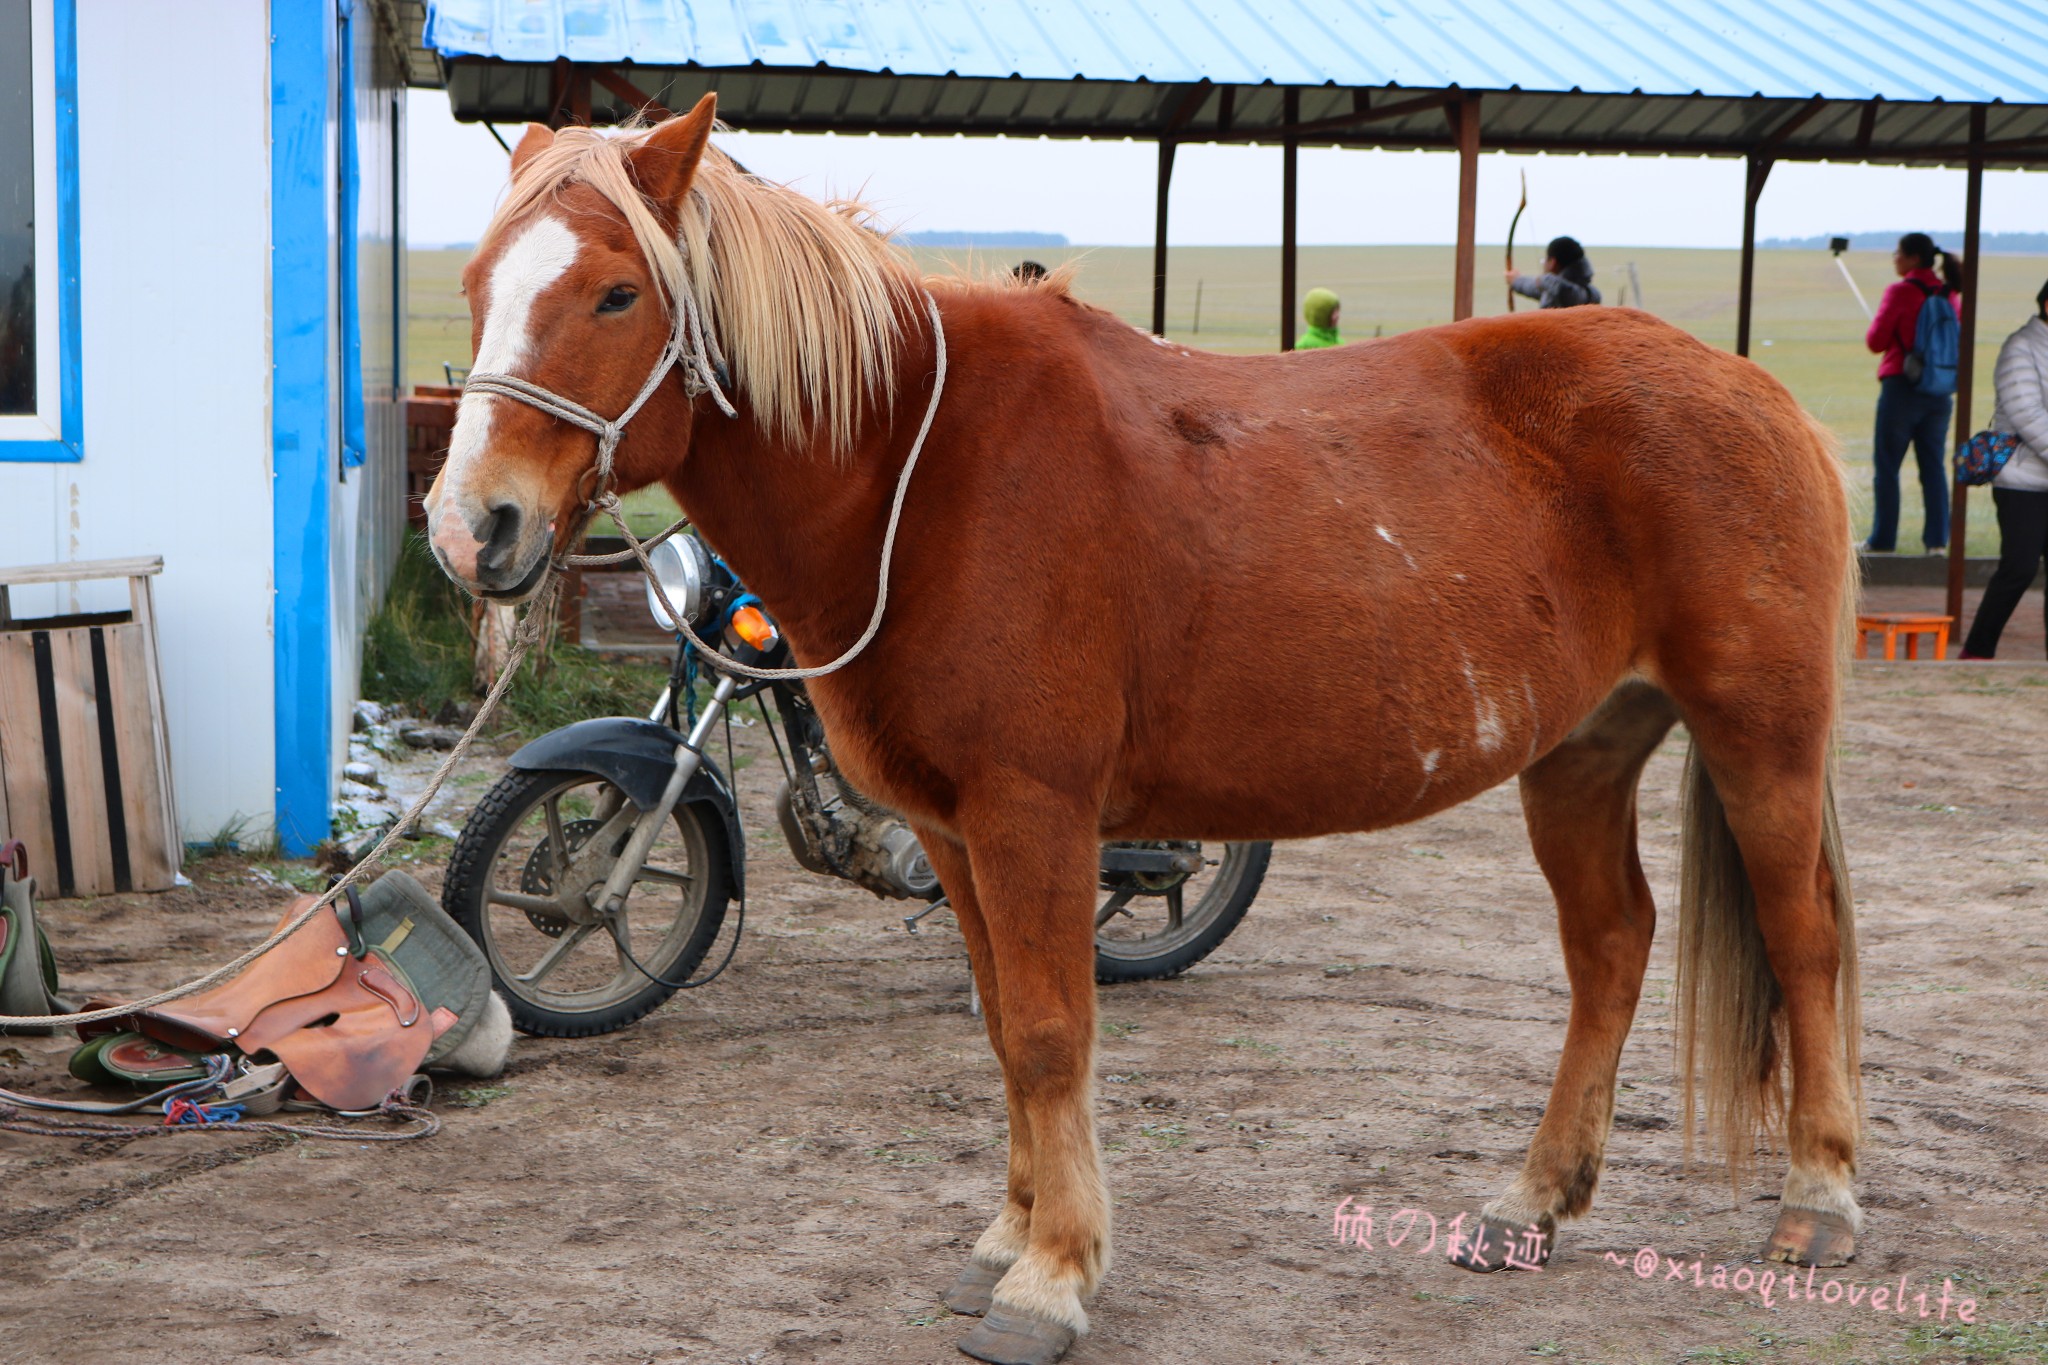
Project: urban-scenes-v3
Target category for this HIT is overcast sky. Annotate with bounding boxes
[406,89,2048,252]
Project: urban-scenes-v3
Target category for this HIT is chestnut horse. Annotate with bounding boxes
[426,96,1862,1365]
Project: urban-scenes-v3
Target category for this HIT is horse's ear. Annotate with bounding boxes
[509,123,554,180]
[628,94,718,209]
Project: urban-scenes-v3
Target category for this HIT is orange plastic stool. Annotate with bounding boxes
[1854,612,1952,661]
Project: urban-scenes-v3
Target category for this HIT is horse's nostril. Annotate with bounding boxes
[475,502,524,576]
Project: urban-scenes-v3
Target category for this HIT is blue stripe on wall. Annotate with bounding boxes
[0,0,82,463]
[271,0,333,856]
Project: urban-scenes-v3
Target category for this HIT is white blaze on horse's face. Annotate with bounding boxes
[426,214,581,595]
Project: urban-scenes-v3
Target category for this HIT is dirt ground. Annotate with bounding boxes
[3,663,2046,1365]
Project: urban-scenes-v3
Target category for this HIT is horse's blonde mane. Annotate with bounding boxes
[480,123,916,455]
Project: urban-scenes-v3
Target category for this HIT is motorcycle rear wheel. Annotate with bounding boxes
[443,768,731,1037]
[1093,841,1271,984]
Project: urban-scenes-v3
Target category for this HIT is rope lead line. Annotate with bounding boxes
[0,287,945,1028]
[612,291,946,682]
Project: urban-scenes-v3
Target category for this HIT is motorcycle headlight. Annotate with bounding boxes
[644,534,712,632]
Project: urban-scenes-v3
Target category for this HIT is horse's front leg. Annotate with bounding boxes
[911,823,1035,1317]
[949,799,1106,1365]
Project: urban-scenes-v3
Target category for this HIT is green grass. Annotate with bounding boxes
[362,531,667,735]
[410,244,2048,556]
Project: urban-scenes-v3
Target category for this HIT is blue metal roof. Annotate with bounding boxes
[423,0,2048,105]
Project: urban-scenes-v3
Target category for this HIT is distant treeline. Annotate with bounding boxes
[899,231,1070,248]
[1762,230,2048,254]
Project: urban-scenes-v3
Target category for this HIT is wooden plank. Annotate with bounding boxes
[0,557,162,587]
[0,635,56,887]
[50,629,115,897]
[127,576,178,846]
[105,622,179,890]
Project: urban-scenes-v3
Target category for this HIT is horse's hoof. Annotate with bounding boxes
[957,1307,1078,1365]
[1762,1207,1857,1267]
[944,1262,1004,1316]
[1448,1214,1555,1273]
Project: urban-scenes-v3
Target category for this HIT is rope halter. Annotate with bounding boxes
[462,270,949,685]
[462,281,738,502]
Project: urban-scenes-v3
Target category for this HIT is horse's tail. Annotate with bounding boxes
[1675,465,1862,1188]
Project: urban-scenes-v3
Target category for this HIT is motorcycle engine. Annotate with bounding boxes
[776,764,942,902]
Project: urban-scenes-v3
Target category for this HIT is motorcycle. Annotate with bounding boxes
[441,534,1271,1037]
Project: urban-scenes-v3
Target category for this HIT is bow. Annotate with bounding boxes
[1505,169,1528,313]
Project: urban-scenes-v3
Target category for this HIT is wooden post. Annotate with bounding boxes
[1737,153,1772,357]
[547,57,571,129]
[1946,105,1987,629]
[1452,93,1481,321]
[1282,89,1299,350]
[1152,138,1175,336]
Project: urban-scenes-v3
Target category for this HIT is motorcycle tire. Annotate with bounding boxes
[1094,840,1271,984]
[443,767,731,1038]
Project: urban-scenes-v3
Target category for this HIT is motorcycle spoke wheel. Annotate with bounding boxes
[444,769,731,1037]
[1093,841,1271,984]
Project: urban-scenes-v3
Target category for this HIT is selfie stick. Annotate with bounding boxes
[1830,236,1872,319]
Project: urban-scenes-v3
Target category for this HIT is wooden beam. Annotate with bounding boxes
[1152,138,1175,335]
[1855,98,1880,154]
[1452,93,1481,321]
[1947,105,1987,629]
[1282,89,1299,350]
[1757,94,1829,153]
[1163,80,1213,135]
[593,67,676,121]
[1736,153,1772,356]
[547,57,571,129]
[1208,88,1459,144]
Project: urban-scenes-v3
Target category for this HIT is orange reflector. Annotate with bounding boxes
[730,605,778,651]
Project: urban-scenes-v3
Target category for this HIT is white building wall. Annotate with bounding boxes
[0,1,277,842]
[331,9,409,789]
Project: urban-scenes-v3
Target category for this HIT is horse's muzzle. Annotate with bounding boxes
[477,549,551,602]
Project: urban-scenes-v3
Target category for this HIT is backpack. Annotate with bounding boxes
[1903,280,1959,397]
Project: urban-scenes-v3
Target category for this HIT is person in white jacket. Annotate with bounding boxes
[1960,279,2048,658]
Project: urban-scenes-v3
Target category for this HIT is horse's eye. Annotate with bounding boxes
[598,286,637,314]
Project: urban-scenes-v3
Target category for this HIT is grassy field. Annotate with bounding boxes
[409,244,2048,555]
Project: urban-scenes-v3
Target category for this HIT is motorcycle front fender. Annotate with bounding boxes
[508,717,745,898]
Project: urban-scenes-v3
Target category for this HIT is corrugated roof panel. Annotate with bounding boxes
[620,0,694,64]
[426,0,2048,103]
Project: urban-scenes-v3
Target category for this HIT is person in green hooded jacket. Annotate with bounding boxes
[1298,288,1342,349]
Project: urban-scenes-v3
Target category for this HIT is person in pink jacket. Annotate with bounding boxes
[1863,232,1966,554]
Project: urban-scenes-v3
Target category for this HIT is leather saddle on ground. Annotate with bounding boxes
[81,871,503,1111]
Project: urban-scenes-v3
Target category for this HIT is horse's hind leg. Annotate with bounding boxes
[1454,680,1678,1272]
[1676,706,1863,1267]
[911,824,1034,1318]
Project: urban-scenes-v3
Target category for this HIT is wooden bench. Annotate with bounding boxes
[1853,611,1952,661]
[0,558,181,896]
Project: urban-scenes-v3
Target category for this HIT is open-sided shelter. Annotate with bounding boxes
[1,0,411,856]
[405,0,2048,622]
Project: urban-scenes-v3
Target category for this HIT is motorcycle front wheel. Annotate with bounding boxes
[1093,840,1271,984]
[442,768,731,1037]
